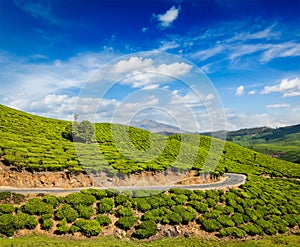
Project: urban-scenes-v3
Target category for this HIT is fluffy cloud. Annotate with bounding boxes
[154,6,180,28]
[235,86,245,96]
[113,57,153,74]
[114,57,192,88]
[170,91,215,108]
[261,78,300,97]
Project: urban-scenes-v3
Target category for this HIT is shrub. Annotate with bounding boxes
[143,208,161,222]
[160,194,176,207]
[231,213,244,226]
[116,216,137,230]
[81,189,107,199]
[172,206,196,224]
[98,198,114,213]
[162,211,182,225]
[170,188,193,196]
[0,191,11,201]
[55,204,78,223]
[42,219,54,231]
[283,214,298,227]
[69,225,80,234]
[95,215,112,226]
[134,220,157,239]
[219,227,231,237]
[147,196,166,209]
[115,194,131,206]
[76,205,94,219]
[0,204,15,214]
[65,192,96,207]
[55,219,69,235]
[232,228,247,238]
[240,224,263,236]
[188,201,208,213]
[172,194,188,205]
[218,215,235,227]
[201,219,222,232]
[256,218,271,231]
[75,219,102,237]
[223,206,234,215]
[204,209,222,219]
[0,214,16,236]
[43,195,59,207]
[22,198,53,215]
[41,213,52,220]
[264,226,277,235]
[194,190,206,198]
[15,212,38,230]
[135,198,152,212]
[116,206,134,217]
[205,190,220,202]
[206,198,217,208]
[235,205,245,214]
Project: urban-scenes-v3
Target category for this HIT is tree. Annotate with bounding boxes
[62,120,95,143]
[74,114,79,124]
[77,120,95,143]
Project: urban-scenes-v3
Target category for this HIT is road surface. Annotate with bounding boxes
[0,173,246,195]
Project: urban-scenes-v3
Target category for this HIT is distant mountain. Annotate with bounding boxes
[130,119,187,135]
[202,124,300,164]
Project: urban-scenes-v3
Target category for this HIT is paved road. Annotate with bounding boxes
[0,173,246,195]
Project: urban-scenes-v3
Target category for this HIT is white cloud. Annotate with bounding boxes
[154,6,180,28]
[226,25,279,43]
[193,45,225,61]
[113,57,153,74]
[142,84,159,90]
[260,42,300,62]
[224,109,299,131]
[266,103,290,109]
[156,41,180,52]
[170,91,215,108]
[248,90,257,95]
[114,57,192,88]
[261,78,300,97]
[235,86,245,96]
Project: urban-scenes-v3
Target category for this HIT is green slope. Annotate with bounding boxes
[223,125,300,164]
[0,104,299,178]
[0,104,300,242]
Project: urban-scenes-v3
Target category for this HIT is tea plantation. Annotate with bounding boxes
[1,104,299,179]
[0,104,300,240]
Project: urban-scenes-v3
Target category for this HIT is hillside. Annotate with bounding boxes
[203,124,300,164]
[0,104,299,180]
[0,104,300,241]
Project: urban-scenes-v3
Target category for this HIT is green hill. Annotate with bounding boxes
[210,124,300,164]
[0,104,299,179]
[0,104,300,241]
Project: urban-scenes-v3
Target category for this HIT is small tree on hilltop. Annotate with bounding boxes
[62,118,95,143]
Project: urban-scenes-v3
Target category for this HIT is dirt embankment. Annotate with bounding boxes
[0,161,220,188]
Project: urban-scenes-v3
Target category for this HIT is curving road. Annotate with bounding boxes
[0,173,246,195]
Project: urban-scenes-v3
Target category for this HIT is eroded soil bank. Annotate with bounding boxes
[0,162,220,188]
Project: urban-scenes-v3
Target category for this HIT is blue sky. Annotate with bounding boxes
[0,0,300,131]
